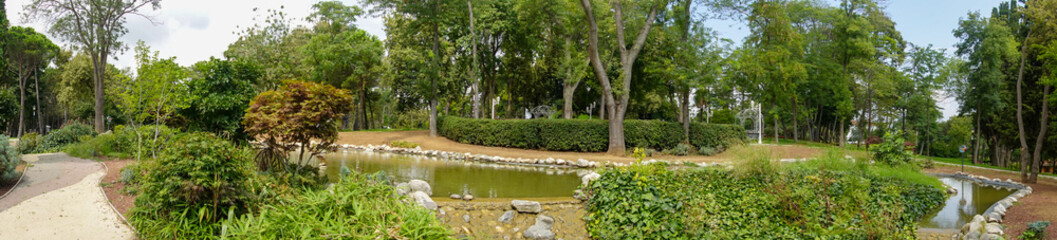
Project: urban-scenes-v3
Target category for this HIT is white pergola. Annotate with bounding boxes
[736,101,763,144]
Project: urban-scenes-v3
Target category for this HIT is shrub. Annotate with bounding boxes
[688,122,745,151]
[439,116,744,152]
[222,172,453,239]
[871,131,913,166]
[128,132,255,239]
[181,58,260,141]
[16,133,41,154]
[664,143,693,156]
[389,140,419,148]
[698,146,717,156]
[625,120,683,150]
[63,125,178,160]
[39,123,95,150]
[0,135,20,182]
[243,80,353,172]
[537,119,607,151]
[1021,221,1050,240]
[583,152,945,239]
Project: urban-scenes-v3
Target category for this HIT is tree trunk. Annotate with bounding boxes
[17,74,25,137]
[35,72,43,134]
[774,111,779,144]
[579,0,659,155]
[467,0,481,119]
[839,118,845,147]
[792,97,798,143]
[428,11,441,137]
[360,80,369,130]
[93,53,107,133]
[562,81,578,119]
[973,101,981,164]
[682,89,690,142]
[1016,31,1031,181]
[1029,85,1051,183]
[599,94,605,120]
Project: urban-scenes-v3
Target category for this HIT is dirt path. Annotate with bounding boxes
[0,153,134,239]
[337,130,824,164]
[924,163,1057,238]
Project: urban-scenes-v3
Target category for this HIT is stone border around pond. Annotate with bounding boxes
[945,172,1034,240]
[329,143,728,170]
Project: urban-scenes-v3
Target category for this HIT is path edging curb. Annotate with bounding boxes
[0,160,30,201]
[96,161,138,236]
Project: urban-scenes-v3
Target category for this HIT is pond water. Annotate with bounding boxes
[320,151,584,198]
[918,177,1015,229]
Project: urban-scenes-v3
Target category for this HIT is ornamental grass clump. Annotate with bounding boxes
[128,132,255,239]
[222,171,453,239]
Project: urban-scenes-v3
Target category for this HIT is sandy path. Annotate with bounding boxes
[0,153,134,240]
[337,130,824,164]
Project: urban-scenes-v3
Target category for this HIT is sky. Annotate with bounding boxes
[6,0,1009,120]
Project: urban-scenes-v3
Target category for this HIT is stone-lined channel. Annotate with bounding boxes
[918,177,1015,229]
[321,151,585,198]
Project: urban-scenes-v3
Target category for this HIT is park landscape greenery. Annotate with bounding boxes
[0,0,1055,239]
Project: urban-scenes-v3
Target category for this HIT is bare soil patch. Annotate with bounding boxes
[337,130,824,164]
[924,165,1057,238]
[100,158,136,216]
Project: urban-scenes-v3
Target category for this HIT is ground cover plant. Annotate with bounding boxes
[581,150,946,239]
[64,125,178,160]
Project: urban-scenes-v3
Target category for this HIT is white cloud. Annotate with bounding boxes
[6,0,386,70]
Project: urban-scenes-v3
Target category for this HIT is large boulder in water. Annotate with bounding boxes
[409,179,432,196]
[409,191,437,210]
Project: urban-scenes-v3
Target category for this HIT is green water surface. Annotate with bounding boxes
[321,151,583,198]
[918,177,1015,229]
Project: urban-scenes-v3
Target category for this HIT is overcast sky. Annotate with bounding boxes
[6,0,1008,120]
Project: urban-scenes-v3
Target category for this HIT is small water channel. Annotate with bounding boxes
[321,151,584,198]
[918,177,1015,229]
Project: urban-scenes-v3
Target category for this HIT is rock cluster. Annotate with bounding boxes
[953,172,1033,240]
[337,144,603,168]
[396,179,437,210]
[523,215,556,240]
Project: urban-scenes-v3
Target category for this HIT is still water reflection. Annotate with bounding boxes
[918,177,1015,229]
[321,151,583,198]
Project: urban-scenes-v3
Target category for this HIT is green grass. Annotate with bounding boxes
[771,138,1057,179]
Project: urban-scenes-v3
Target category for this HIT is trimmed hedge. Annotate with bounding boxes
[439,116,746,152]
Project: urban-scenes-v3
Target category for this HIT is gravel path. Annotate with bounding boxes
[0,153,134,239]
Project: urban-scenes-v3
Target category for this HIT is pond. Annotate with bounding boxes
[918,177,1015,229]
[320,151,584,198]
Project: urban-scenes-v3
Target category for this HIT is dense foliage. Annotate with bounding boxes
[128,133,255,239]
[64,125,177,160]
[582,154,945,239]
[222,172,453,239]
[181,58,261,141]
[439,116,745,153]
[17,123,95,154]
[0,134,20,182]
[243,80,353,172]
[870,131,913,166]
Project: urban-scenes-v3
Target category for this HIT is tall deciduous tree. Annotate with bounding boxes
[739,0,806,144]
[3,26,57,137]
[304,1,384,131]
[24,0,161,133]
[580,0,664,155]
[954,12,1018,165]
